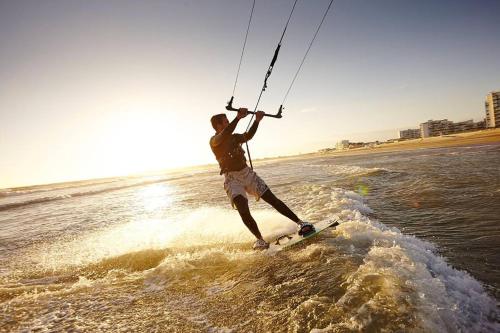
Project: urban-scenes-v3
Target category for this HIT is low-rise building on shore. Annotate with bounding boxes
[336,140,349,150]
[399,128,421,140]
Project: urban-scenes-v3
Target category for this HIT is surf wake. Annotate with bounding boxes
[3,187,499,332]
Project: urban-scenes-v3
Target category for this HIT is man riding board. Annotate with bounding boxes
[209,108,314,250]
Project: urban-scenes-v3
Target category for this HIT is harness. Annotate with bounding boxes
[211,135,247,175]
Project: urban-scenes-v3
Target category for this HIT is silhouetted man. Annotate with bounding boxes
[209,108,314,250]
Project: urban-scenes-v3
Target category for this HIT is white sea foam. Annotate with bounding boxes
[28,184,498,332]
[271,182,498,332]
[34,207,298,268]
[325,191,499,332]
[322,164,385,177]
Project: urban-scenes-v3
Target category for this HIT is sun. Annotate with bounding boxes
[94,110,191,176]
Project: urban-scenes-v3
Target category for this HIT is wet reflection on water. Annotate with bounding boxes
[1,144,499,332]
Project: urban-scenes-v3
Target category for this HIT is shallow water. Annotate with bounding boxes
[1,144,499,332]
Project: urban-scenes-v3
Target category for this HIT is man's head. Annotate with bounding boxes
[211,113,229,133]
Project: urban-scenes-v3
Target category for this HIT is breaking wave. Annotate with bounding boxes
[3,187,498,332]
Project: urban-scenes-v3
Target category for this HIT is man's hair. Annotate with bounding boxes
[210,114,227,130]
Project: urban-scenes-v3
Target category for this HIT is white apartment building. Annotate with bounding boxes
[485,91,500,128]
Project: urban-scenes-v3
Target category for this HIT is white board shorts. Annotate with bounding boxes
[224,166,269,206]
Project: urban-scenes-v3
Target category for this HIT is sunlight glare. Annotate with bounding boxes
[95,110,194,175]
[137,183,173,212]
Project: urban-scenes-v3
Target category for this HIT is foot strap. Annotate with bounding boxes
[299,223,315,236]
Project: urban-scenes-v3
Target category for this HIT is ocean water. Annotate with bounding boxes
[1,144,499,332]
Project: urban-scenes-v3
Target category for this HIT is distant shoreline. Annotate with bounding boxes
[3,129,499,190]
[316,128,500,157]
[254,128,500,164]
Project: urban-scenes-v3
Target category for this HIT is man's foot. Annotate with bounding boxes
[253,238,270,250]
[298,221,316,236]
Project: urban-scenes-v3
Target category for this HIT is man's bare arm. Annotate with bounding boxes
[236,111,264,143]
[238,121,259,143]
[211,117,240,147]
[211,108,249,147]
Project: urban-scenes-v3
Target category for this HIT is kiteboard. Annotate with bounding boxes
[270,218,340,251]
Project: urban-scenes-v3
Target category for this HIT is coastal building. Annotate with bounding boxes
[485,91,500,128]
[336,140,349,150]
[348,142,364,149]
[399,128,421,140]
[420,119,453,137]
[363,141,379,148]
[419,119,484,138]
[453,119,484,132]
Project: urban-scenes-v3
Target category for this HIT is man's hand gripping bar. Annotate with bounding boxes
[226,97,283,119]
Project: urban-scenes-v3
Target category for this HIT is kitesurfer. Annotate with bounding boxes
[209,108,314,250]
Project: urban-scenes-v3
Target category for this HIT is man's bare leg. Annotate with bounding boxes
[233,195,264,239]
[261,189,315,235]
[261,189,300,224]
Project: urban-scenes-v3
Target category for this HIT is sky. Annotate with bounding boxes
[1,0,499,188]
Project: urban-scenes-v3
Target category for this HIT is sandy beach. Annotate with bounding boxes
[314,128,500,158]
